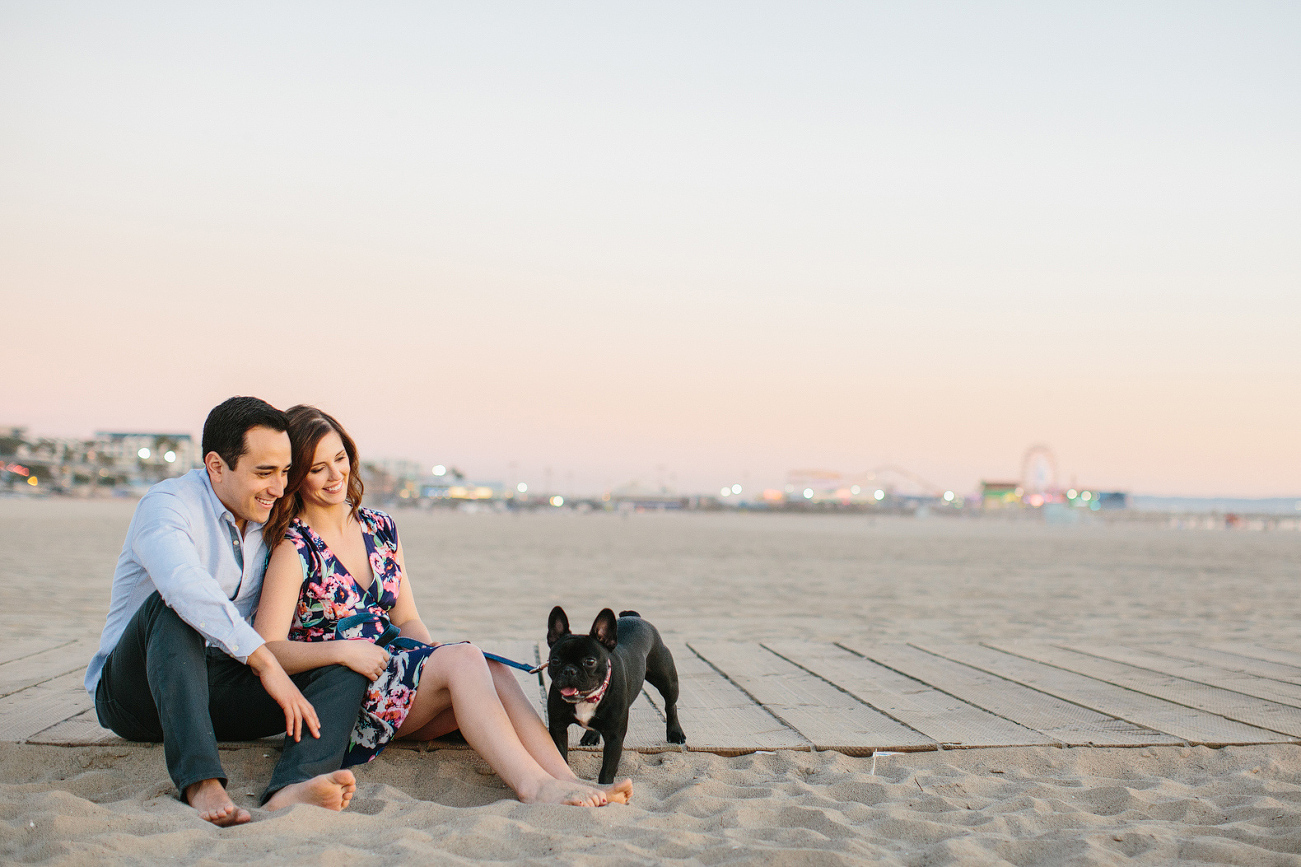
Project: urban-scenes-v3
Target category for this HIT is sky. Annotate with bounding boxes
[2,2,1298,497]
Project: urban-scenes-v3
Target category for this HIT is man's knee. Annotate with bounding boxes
[298,663,369,701]
[136,592,203,645]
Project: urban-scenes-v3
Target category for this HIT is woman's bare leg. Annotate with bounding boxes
[396,643,613,806]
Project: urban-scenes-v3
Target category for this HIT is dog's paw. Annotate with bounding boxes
[667,726,686,744]
[580,730,602,747]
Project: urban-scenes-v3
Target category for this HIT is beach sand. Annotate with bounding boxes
[2,499,1300,865]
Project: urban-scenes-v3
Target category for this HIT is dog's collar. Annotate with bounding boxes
[566,660,612,707]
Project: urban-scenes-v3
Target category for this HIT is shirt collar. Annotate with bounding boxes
[197,468,262,536]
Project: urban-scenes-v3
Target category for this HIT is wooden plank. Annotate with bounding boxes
[919,642,1290,746]
[0,639,94,699]
[639,641,806,755]
[690,640,934,755]
[1067,643,1301,709]
[1153,644,1301,687]
[0,671,94,743]
[766,640,1051,748]
[1209,643,1301,674]
[997,642,1301,739]
[0,638,78,668]
[27,709,126,746]
[840,641,1181,747]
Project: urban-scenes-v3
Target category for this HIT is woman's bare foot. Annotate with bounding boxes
[553,773,633,806]
[263,770,357,812]
[600,778,633,805]
[185,778,251,827]
[521,776,618,806]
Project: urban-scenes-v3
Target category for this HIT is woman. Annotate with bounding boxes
[254,406,632,807]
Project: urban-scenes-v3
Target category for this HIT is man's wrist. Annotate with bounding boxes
[246,644,278,677]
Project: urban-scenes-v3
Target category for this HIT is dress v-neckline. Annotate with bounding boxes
[302,516,378,595]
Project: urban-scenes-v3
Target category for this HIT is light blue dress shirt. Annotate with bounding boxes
[85,468,271,696]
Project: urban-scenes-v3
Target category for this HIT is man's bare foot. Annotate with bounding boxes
[263,770,357,812]
[185,778,251,827]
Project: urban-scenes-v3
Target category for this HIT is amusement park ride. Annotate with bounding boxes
[782,445,1126,510]
[981,444,1125,511]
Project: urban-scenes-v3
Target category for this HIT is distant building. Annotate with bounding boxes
[1095,491,1127,510]
[0,429,197,492]
[607,481,688,510]
[418,479,510,503]
[95,432,198,480]
[981,481,1022,509]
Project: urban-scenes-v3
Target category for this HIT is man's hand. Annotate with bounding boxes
[335,639,391,682]
[247,645,321,741]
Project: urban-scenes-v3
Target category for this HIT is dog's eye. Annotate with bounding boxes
[584,658,597,668]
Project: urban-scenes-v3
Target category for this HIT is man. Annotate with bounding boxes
[86,396,369,826]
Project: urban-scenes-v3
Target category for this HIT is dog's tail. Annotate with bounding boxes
[618,610,641,619]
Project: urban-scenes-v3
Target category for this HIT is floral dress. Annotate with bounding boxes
[284,508,440,765]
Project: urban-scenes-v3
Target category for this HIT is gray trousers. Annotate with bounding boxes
[95,591,368,804]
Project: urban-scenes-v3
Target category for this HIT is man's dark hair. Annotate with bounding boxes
[201,396,288,470]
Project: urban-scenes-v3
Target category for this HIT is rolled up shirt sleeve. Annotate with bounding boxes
[130,493,266,664]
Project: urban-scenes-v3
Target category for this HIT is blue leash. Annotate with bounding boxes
[335,612,543,674]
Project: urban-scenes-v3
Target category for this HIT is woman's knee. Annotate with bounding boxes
[440,642,487,671]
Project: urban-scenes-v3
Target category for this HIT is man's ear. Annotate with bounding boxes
[204,451,226,481]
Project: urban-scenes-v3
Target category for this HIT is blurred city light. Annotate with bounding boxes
[550,495,564,507]
[517,482,528,493]
[943,491,954,502]
[731,484,742,494]
[27,476,37,486]
[874,489,885,500]
[720,487,731,497]
[851,485,860,495]
[164,451,176,463]
[137,448,150,459]
[803,488,813,499]
[432,465,446,476]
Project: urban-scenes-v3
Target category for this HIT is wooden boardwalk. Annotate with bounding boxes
[6,638,1301,754]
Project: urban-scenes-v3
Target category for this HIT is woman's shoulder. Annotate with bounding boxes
[281,516,310,543]
[274,518,317,556]
[358,507,398,538]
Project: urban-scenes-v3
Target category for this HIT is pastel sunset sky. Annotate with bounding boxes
[2,3,1297,497]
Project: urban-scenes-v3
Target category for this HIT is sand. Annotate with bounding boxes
[3,498,1301,865]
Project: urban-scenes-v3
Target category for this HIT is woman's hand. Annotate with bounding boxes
[335,639,391,681]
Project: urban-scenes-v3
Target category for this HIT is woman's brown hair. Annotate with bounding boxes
[262,405,365,546]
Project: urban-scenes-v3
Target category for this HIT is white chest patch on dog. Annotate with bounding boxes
[575,701,598,729]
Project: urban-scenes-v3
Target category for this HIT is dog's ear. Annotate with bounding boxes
[590,608,618,651]
[547,606,570,647]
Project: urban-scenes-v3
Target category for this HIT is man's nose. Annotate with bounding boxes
[268,478,285,498]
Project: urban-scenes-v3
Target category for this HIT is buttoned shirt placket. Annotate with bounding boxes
[223,516,245,601]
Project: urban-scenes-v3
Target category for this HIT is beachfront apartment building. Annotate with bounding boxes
[0,429,197,493]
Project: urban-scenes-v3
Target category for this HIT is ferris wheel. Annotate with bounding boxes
[1021,444,1058,494]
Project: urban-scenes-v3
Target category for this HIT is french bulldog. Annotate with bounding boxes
[545,606,686,784]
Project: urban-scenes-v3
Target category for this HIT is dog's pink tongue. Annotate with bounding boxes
[560,687,578,697]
